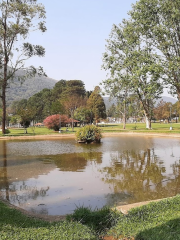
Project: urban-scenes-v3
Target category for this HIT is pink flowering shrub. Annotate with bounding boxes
[43,114,69,131]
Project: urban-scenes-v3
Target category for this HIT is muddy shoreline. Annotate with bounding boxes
[0,195,167,222]
[0,131,180,141]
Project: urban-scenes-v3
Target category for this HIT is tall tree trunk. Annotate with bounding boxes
[2,12,8,135]
[123,100,126,129]
[3,141,9,201]
[2,80,7,135]
[71,110,74,131]
[144,112,151,129]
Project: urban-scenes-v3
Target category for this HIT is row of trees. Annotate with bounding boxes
[102,0,180,129]
[107,98,180,124]
[154,100,180,123]
[6,80,106,130]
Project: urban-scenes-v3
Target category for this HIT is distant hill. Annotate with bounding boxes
[103,96,178,109]
[103,97,117,110]
[6,69,57,105]
[5,71,178,107]
[156,96,177,105]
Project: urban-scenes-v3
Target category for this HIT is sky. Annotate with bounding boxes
[26,0,138,91]
[24,0,176,99]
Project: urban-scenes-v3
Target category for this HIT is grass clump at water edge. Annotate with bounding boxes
[66,206,119,237]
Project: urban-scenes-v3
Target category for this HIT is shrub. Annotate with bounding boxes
[3,129,10,134]
[66,206,119,235]
[43,114,68,131]
[76,125,102,143]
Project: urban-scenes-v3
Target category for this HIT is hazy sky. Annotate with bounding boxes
[26,0,137,91]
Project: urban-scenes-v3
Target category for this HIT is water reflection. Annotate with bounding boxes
[0,141,9,200]
[100,149,169,204]
[0,140,54,214]
[54,152,102,171]
[0,136,180,215]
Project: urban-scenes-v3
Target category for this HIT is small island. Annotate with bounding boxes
[75,125,102,143]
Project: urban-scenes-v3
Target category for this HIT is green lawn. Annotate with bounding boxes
[99,122,180,134]
[1,122,180,137]
[0,126,75,137]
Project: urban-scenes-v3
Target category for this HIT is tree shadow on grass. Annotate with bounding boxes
[135,217,180,240]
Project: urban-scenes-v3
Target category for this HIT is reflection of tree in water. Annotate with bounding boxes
[9,181,49,205]
[1,181,49,206]
[167,160,180,195]
[0,141,50,209]
[0,141,9,200]
[105,192,133,206]
[100,149,177,203]
[53,152,102,172]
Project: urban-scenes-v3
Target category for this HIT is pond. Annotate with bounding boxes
[0,135,180,215]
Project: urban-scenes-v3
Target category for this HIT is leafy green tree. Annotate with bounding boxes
[27,89,52,122]
[51,80,67,99]
[130,0,180,100]
[10,80,87,124]
[153,100,166,122]
[102,21,163,129]
[86,90,93,98]
[87,86,106,124]
[9,116,18,126]
[13,99,28,113]
[154,100,173,122]
[59,80,86,100]
[74,106,90,124]
[63,95,85,131]
[107,104,117,118]
[106,95,142,125]
[51,100,64,115]
[127,94,143,120]
[0,0,46,134]
[0,108,2,124]
[66,80,86,97]
[17,107,35,133]
[172,101,180,122]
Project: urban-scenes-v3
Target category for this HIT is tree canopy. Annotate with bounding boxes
[87,86,106,124]
[102,20,163,128]
[129,0,180,99]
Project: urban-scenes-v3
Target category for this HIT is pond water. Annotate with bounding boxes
[0,135,180,215]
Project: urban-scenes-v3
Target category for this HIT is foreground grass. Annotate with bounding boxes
[0,201,96,240]
[1,195,180,239]
[1,122,180,137]
[107,195,180,240]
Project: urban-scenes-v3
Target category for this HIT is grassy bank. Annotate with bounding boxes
[107,195,180,240]
[0,126,74,137]
[0,201,96,240]
[1,122,180,137]
[98,122,180,134]
[1,195,180,239]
